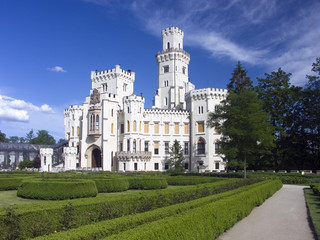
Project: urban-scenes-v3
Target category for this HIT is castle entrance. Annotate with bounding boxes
[92,148,102,168]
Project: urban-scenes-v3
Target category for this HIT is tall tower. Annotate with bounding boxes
[154,27,194,110]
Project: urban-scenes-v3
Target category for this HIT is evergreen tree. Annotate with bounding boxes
[25,130,35,143]
[167,140,184,170]
[208,90,274,178]
[227,61,253,94]
[30,130,56,145]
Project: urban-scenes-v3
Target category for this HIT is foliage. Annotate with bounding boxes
[25,130,35,143]
[103,180,282,240]
[227,61,253,94]
[1,207,22,240]
[166,140,184,170]
[127,177,168,190]
[18,160,34,169]
[0,178,24,190]
[33,179,268,240]
[310,183,320,196]
[33,156,41,168]
[0,178,253,239]
[166,176,223,185]
[208,90,274,177]
[17,180,98,200]
[93,178,129,192]
[0,131,9,143]
[29,130,56,145]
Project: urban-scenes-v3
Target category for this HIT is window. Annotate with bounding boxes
[127,139,130,152]
[103,84,108,92]
[128,107,130,113]
[215,105,219,112]
[133,140,136,152]
[154,122,159,134]
[139,121,142,132]
[111,109,113,117]
[198,122,204,133]
[174,123,179,134]
[154,163,159,170]
[95,115,99,130]
[72,127,74,136]
[120,142,123,151]
[123,163,126,171]
[198,106,204,114]
[185,162,188,170]
[215,162,220,170]
[167,42,170,49]
[215,141,220,154]
[44,156,46,165]
[144,122,149,133]
[197,138,206,154]
[165,164,169,170]
[184,142,189,155]
[121,124,124,134]
[77,127,80,136]
[134,162,138,171]
[111,151,113,167]
[165,142,169,154]
[164,123,169,134]
[164,80,169,87]
[127,120,130,132]
[144,141,149,152]
[164,65,169,73]
[111,123,114,134]
[182,66,186,74]
[133,121,137,132]
[154,142,159,155]
[184,123,189,134]
[123,83,127,92]
[165,97,168,106]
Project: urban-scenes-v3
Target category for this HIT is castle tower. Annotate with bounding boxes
[154,27,194,110]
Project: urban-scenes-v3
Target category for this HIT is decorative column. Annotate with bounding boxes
[40,148,53,172]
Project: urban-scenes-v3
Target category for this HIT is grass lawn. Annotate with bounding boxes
[304,188,320,240]
[0,185,185,209]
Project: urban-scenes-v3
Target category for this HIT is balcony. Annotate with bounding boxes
[116,151,152,161]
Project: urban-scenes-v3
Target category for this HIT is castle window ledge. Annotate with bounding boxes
[195,133,205,135]
[115,151,152,161]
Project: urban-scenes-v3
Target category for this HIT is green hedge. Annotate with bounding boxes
[103,180,282,240]
[33,180,272,240]
[93,178,129,192]
[0,178,24,190]
[127,177,168,190]
[0,178,257,239]
[166,176,223,185]
[17,180,98,200]
[310,184,320,196]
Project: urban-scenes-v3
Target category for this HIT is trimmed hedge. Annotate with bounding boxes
[0,178,258,239]
[127,177,168,190]
[0,178,24,190]
[34,180,272,240]
[166,176,223,185]
[17,180,98,200]
[310,184,320,196]
[93,178,129,193]
[103,180,282,240]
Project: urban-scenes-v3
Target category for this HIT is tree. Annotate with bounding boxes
[167,140,184,170]
[227,61,253,94]
[33,156,41,168]
[8,136,19,143]
[0,131,9,143]
[18,160,33,169]
[30,130,56,145]
[208,90,274,178]
[25,130,35,143]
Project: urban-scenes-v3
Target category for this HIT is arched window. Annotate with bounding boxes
[72,127,74,136]
[133,120,137,132]
[215,141,220,154]
[44,156,47,165]
[111,123,114,134]
[167,42,170,49]
[77,127,80,136]
[165,97,168,106]
[90,115,94,130]
[133,140,136,152]
[197,138,206,154]
[95,115,99,130]
[111,109,113,117]
[127,120,130,132]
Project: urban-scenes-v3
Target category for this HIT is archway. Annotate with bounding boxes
[92,148,102,168]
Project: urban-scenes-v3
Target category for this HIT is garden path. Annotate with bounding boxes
[218,184,315,240]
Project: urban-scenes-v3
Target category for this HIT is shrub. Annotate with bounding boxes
[0,178,257,239]
[17,179,98,200]
[166,176,223,185]
[127,177,168,190]
[103,180,282,240]
[0,178,24,190]
[93,178,129,193]
[310,184,320,196]
[33,180,272,240]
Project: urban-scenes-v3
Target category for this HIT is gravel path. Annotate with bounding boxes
[218,185,315,240]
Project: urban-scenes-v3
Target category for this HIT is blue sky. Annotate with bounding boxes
[0,0,319,141]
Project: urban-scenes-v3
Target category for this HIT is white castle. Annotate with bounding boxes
[43,27,228,172]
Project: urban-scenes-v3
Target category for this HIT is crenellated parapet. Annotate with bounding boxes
[64,105,83,118]
[185,88,228,101]
[123,95,145,105]
[162,26,184,38]
[144,108,190,117]
[91,65,135,84]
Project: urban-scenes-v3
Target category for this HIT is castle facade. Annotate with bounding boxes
[61,27,227,173]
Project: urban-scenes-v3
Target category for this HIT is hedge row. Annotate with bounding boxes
[93,178,129,192]
[0,178,23,190]
[17,180,98,200]
[103,180,282,240]
[310,184,320,196]
[34,180,273,240]
[166,176,223,185]
[0,178,258,239]
[127,177,168,190]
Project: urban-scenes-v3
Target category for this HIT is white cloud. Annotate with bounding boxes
[0,95,55,123]
[48,66,67,72]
